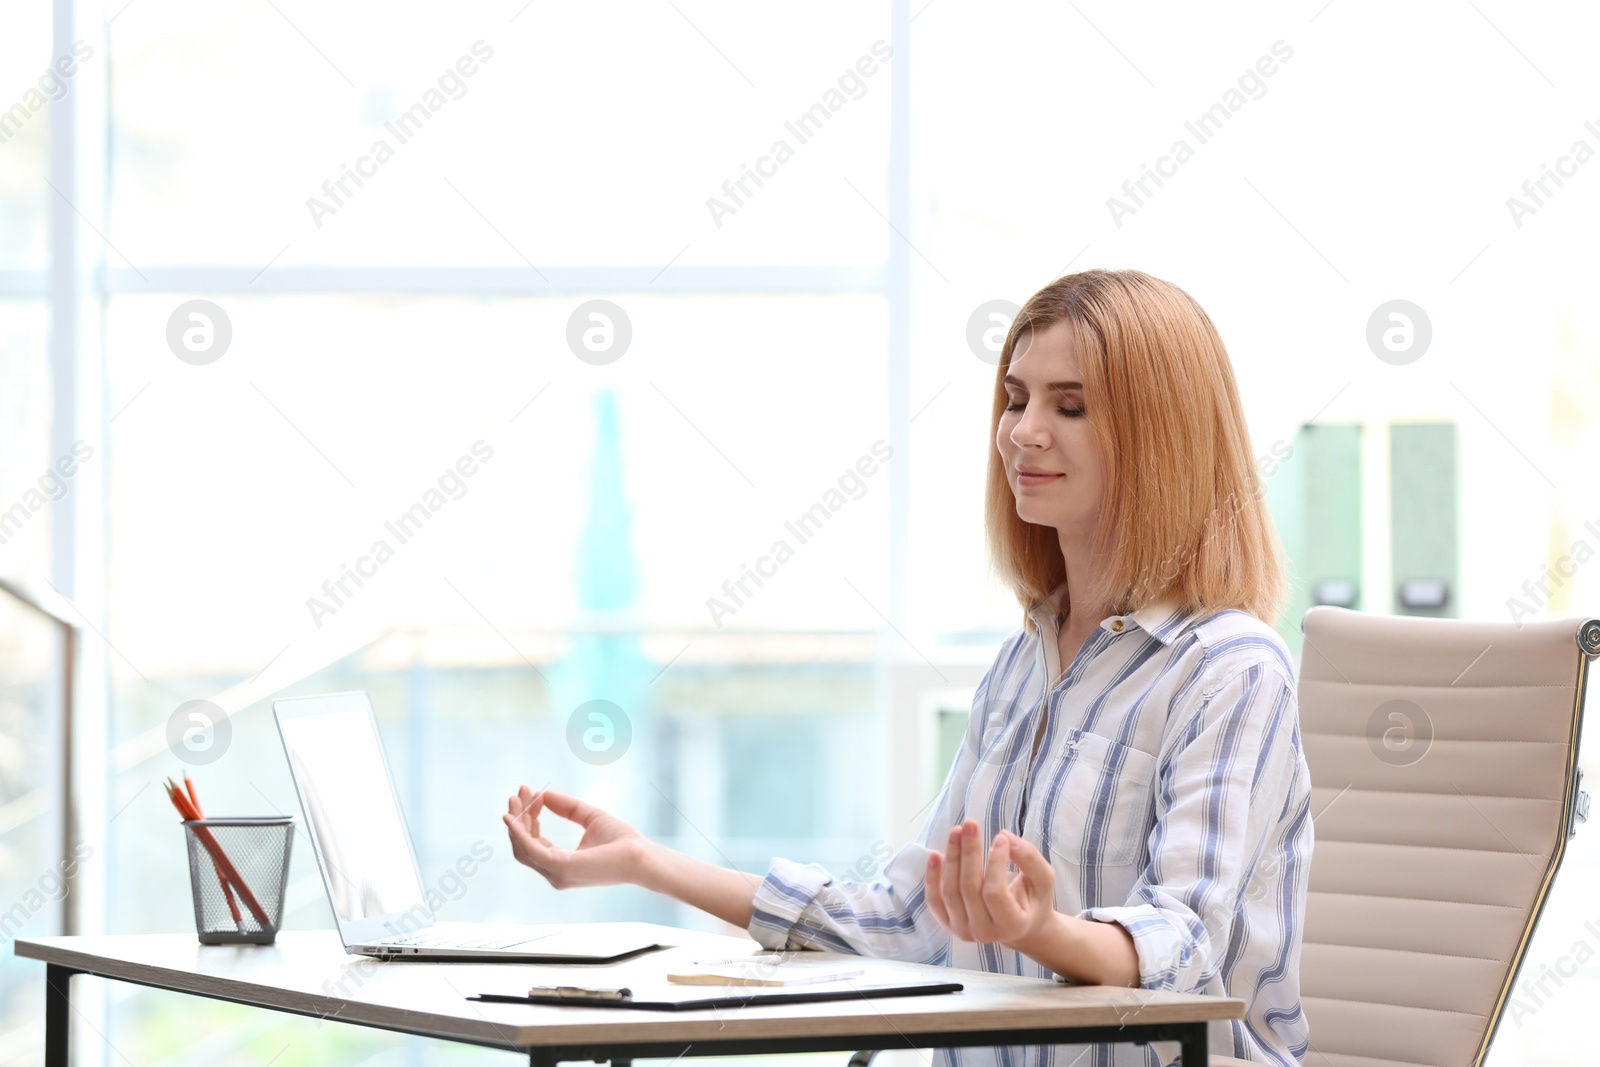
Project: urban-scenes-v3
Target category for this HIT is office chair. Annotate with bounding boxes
[1219,607,1595,1067]
[852,608,1596,1067]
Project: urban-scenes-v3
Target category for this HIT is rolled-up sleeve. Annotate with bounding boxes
[747,846,947,962]
[745,659,1010,963]
[1077,662,1311,993]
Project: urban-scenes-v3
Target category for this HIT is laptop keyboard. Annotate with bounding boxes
[379,929,556,951]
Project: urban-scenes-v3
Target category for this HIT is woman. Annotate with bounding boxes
[504,269,1312,1067]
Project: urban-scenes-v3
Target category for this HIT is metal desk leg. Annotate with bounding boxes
[46,964,78,1067]
[1177,1022,1208,1066]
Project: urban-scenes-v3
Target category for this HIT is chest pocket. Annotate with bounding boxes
[1038,729,1159,867]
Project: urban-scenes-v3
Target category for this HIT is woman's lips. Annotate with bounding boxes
[1016,469,1063,487]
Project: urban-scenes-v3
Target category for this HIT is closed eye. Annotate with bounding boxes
[1005,401,1085,417]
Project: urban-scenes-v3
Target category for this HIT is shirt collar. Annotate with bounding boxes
[1025,583,1192,647]
[1126,598,1191,645]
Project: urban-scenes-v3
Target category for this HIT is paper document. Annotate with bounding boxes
[669,953,866,987]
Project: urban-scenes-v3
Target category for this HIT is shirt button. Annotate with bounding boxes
[1109,619,1125,632]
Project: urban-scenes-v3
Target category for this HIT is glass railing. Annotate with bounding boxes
[0,577,76,1066]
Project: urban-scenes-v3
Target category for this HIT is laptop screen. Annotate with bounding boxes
[275,694,428,935]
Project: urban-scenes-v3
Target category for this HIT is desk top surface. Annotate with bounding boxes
[16,926,1243,1050]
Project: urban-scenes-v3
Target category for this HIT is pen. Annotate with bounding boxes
[527,985,633,1002]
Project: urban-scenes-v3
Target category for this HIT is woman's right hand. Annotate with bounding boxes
[502,785,649,889]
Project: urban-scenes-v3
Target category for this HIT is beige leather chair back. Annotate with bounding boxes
[1297,607,1597,1067]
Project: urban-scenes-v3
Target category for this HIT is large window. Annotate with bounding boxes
[98,5,922,1065]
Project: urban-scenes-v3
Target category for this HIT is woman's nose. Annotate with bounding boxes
[1011,403,1049,448]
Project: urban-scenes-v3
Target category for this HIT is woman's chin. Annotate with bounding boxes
[1013,504,1060,529]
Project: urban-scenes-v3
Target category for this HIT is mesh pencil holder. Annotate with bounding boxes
[182,816,295,945]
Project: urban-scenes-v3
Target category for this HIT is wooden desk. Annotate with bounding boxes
[15,928,1243,1066]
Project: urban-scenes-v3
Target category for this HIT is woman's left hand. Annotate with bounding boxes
[925,819,1058,948]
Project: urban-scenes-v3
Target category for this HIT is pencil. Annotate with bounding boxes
[167,779,264,926]
[184,773,245,932]
[166,779,272,928]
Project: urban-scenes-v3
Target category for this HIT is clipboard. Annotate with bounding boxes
[468,979,963,1012]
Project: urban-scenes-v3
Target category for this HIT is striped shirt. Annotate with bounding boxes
[748,583,1313,1067]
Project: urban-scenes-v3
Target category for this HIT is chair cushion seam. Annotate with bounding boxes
[1302,681,1573,689]
[1305,890,1525,911]
[1300,1053,1461,1067]
[1304,733,1568,745]
[1307,786,1563,802]
[1301,942,1508,964]
[1313,841,1555,858]
[1313,838,1548,857]
[1303,991,1491,1019]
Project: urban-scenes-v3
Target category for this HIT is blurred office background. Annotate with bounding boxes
[3,1,1599,1064]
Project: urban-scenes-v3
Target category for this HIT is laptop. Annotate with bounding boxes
[272,690,665,962]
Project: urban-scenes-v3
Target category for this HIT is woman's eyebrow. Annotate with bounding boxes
[1002,376,1083,392]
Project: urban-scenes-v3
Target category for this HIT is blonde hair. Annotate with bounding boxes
[985,269,1286,629]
